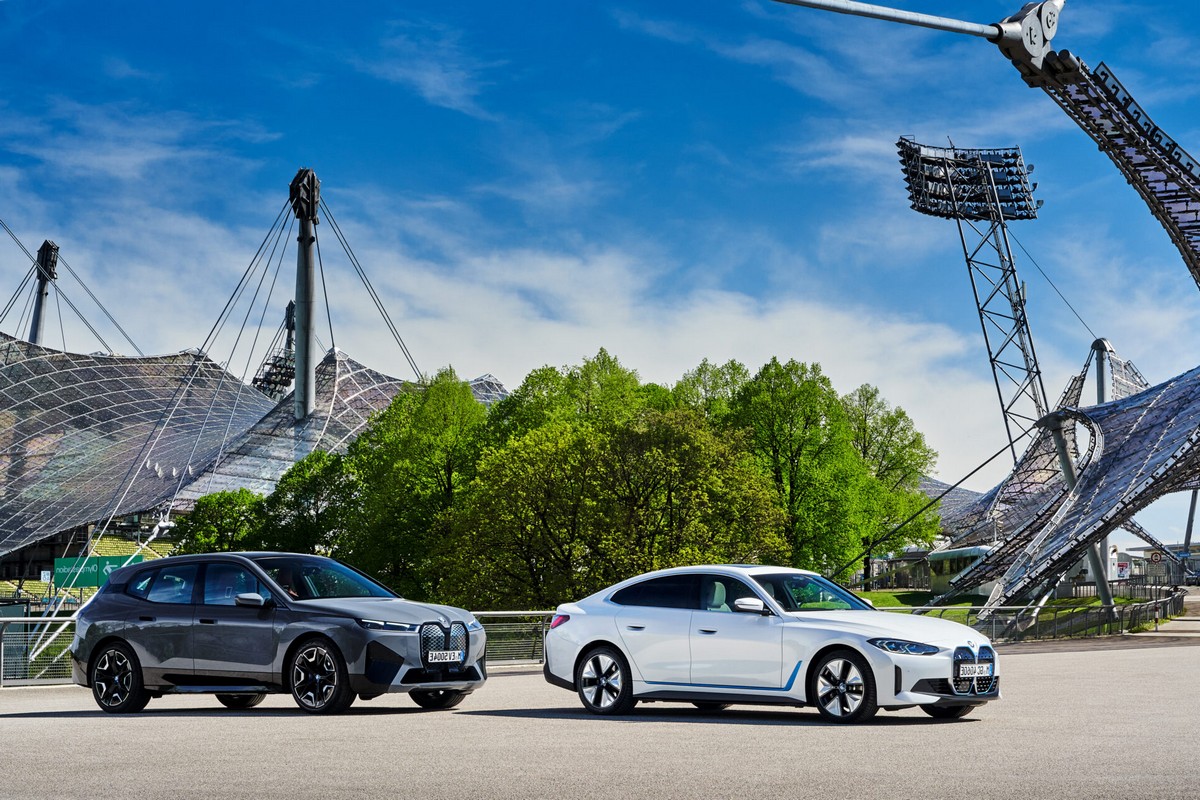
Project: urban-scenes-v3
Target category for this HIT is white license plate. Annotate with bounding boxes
[427,650,464,664]
[956,663,994,679]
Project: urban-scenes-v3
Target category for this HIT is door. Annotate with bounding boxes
[124,562,199,683]
[689,575,784,689]
[612,574,697,685]
[192,562,279,681]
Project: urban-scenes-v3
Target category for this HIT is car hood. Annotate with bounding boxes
[292,597,471,625]
[783,609,989,647]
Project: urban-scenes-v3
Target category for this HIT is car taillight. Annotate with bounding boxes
[549,614,570,629]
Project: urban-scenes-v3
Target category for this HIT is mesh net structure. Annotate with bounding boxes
[0,332,275,557]
[172,348,408,506]
[980,363,1200,607]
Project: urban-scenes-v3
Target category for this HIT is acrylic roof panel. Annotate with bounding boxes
[0,332,274,556]
[173,349,409,504]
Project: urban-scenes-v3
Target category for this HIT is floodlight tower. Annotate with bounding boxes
[898,138,1047,463]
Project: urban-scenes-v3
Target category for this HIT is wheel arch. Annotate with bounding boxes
[84,635,137,686]
[281,632,345,691]
[803,643,874,699]
[571,639,631,688]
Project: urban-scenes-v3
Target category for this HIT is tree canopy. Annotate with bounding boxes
[179,351,940,607]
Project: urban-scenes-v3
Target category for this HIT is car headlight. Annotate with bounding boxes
[868,638,940,655]
[357,619,418,632]
[466,616,484,632]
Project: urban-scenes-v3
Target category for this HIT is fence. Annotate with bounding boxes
[0,590,1186,686]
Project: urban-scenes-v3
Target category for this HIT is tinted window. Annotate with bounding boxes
[125,570,156,599]
[144,564,199,605]
[610,575,697,609]
[202,563,269,606]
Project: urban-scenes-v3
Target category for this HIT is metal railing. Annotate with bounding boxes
[879,590,1187,643]
[1,618,77,686]
[1,592,1187,686]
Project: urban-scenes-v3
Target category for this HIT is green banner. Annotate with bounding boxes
[53,555,143,588]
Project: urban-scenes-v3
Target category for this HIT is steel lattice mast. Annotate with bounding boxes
[898,138,1047,463]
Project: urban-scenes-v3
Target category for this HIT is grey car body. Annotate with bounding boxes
[71,552,486,714]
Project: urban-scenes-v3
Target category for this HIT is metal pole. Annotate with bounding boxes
[1039,411,1114,607]
[770,0,999,39]
[289,169,320,422]
[27,240,59,346]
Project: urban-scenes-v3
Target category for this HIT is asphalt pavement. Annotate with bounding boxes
[3,637,1199,800]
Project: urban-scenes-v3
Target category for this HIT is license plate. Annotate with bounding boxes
[427,650,464,664]
[956,663,993,679]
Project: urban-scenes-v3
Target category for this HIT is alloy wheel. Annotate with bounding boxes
[93,647,135,708]
[292,643,339,710]
[816,657,865,718]
[580,653,623,710]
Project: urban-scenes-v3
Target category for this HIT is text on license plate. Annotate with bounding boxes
[427,650,464,664]
[956,663,994,679]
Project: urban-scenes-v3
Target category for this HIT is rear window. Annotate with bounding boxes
[125,564,199,605]
[610,575,697,609]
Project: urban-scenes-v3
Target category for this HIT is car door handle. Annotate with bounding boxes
[199,618,217,625]
[698,628,718,635]
[138,616,155,622]
[625,625,645,631]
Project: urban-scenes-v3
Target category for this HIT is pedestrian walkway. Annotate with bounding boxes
[1130,586,1200,638]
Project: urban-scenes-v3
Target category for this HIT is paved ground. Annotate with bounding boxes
[3,638,1200,800]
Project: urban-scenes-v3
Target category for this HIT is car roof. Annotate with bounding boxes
[603,564,820,590]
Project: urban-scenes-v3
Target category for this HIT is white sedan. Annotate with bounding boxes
[543,565,999,723]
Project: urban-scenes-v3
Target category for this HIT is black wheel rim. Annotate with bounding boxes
[579,653,622,710]
[93,648,135,708]
[292,644,338,710]
[815,657,865,718]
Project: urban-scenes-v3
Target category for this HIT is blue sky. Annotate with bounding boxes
[2,0,1199,546]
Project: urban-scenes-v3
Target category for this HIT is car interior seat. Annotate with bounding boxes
[705,581,729,612]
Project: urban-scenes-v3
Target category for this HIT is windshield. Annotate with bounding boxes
[252,556,397,600]
[752,573,871,612]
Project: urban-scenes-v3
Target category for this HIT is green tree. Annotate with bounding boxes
[448,420,602,608]
[258,449,350,555]
[672,358,749,423]
[172,488,265,554]
[730,358,871,574]
[340,368,487,598]
[840,384,941,579]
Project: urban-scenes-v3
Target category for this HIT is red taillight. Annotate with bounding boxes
[549,614,570,630]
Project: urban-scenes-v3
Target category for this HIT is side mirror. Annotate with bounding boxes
[235,592,267,608]
[733,597,769,615]
[861,597,875,609]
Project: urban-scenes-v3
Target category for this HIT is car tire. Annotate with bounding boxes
[808,649,878,724]
[216,693,267,710]
[692,702,731,712]
[289,638,354,714]
[575,645,636,715]
[410,689,467,710]
[920,704,973,720]
[90,641,151,714]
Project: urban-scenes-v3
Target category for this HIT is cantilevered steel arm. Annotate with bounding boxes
[771,0,999,39]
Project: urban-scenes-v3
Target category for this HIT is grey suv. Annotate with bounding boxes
[71,552,487,714]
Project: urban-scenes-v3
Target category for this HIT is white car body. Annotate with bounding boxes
[544,565,999,723]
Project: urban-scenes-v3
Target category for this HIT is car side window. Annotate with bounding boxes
[610,575,697,609]
[699,575,759,613]
[144,564,199,605]
[202,564,268,606]
[125,570,156,599]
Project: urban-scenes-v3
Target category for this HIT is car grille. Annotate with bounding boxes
[419,622,468,667]
[952,645,998,696]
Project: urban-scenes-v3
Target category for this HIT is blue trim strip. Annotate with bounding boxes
[644,661,803,692]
